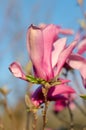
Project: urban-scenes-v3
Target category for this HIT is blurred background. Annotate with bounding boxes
[0,0,86,130]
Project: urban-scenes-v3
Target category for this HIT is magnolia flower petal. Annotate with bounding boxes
[31,86,43,106]
[48,85,75,101]
[77,38,86,54]
[80,63,86,85]
[59,78,71,84]
[52,37,67,68]
[43,24,59,80]
[67,54,85,70]
[82,77,86,88]
[59,28,74,35]
[27,24,47,79]
[9,62,26,80]
[75,30,81,41]
[55,40,77,75]
[67,54,86,88]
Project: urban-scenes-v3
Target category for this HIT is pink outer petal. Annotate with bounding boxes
[77,38,86,54]
[9,62,26,80]
[31,86,43,106]
[59,28,74,35]
[55,40,77,76]
[27,24,60,80]
[59,78,71,84]
[67,54,86,70]
[48,84,75,101]
[42,24,59,80]
[82,78,86,88]
[74,31,81,41]
[52,37,67,68]
[31,84,75,106]
[67,54,86,87]
[27,25,47,79]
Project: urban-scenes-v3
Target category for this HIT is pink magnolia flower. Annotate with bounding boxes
[31,84,75,107]
[26,24,76,81]
[9,24,77,81]
[9,24,76,103]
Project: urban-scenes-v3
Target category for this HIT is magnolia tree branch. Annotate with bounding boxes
[42,86,49,130]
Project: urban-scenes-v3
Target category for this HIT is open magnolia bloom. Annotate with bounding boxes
[9,24,77,81]
[9,24,77,104]
[26,24,77,81]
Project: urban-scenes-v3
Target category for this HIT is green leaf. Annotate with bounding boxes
[80,94,86,100]
[26,75,47,85]
[26,74,61,87]
[26,75,38,84]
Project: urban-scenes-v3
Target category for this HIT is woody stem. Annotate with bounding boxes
[42,87,49,130]
[32,110,37,130]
